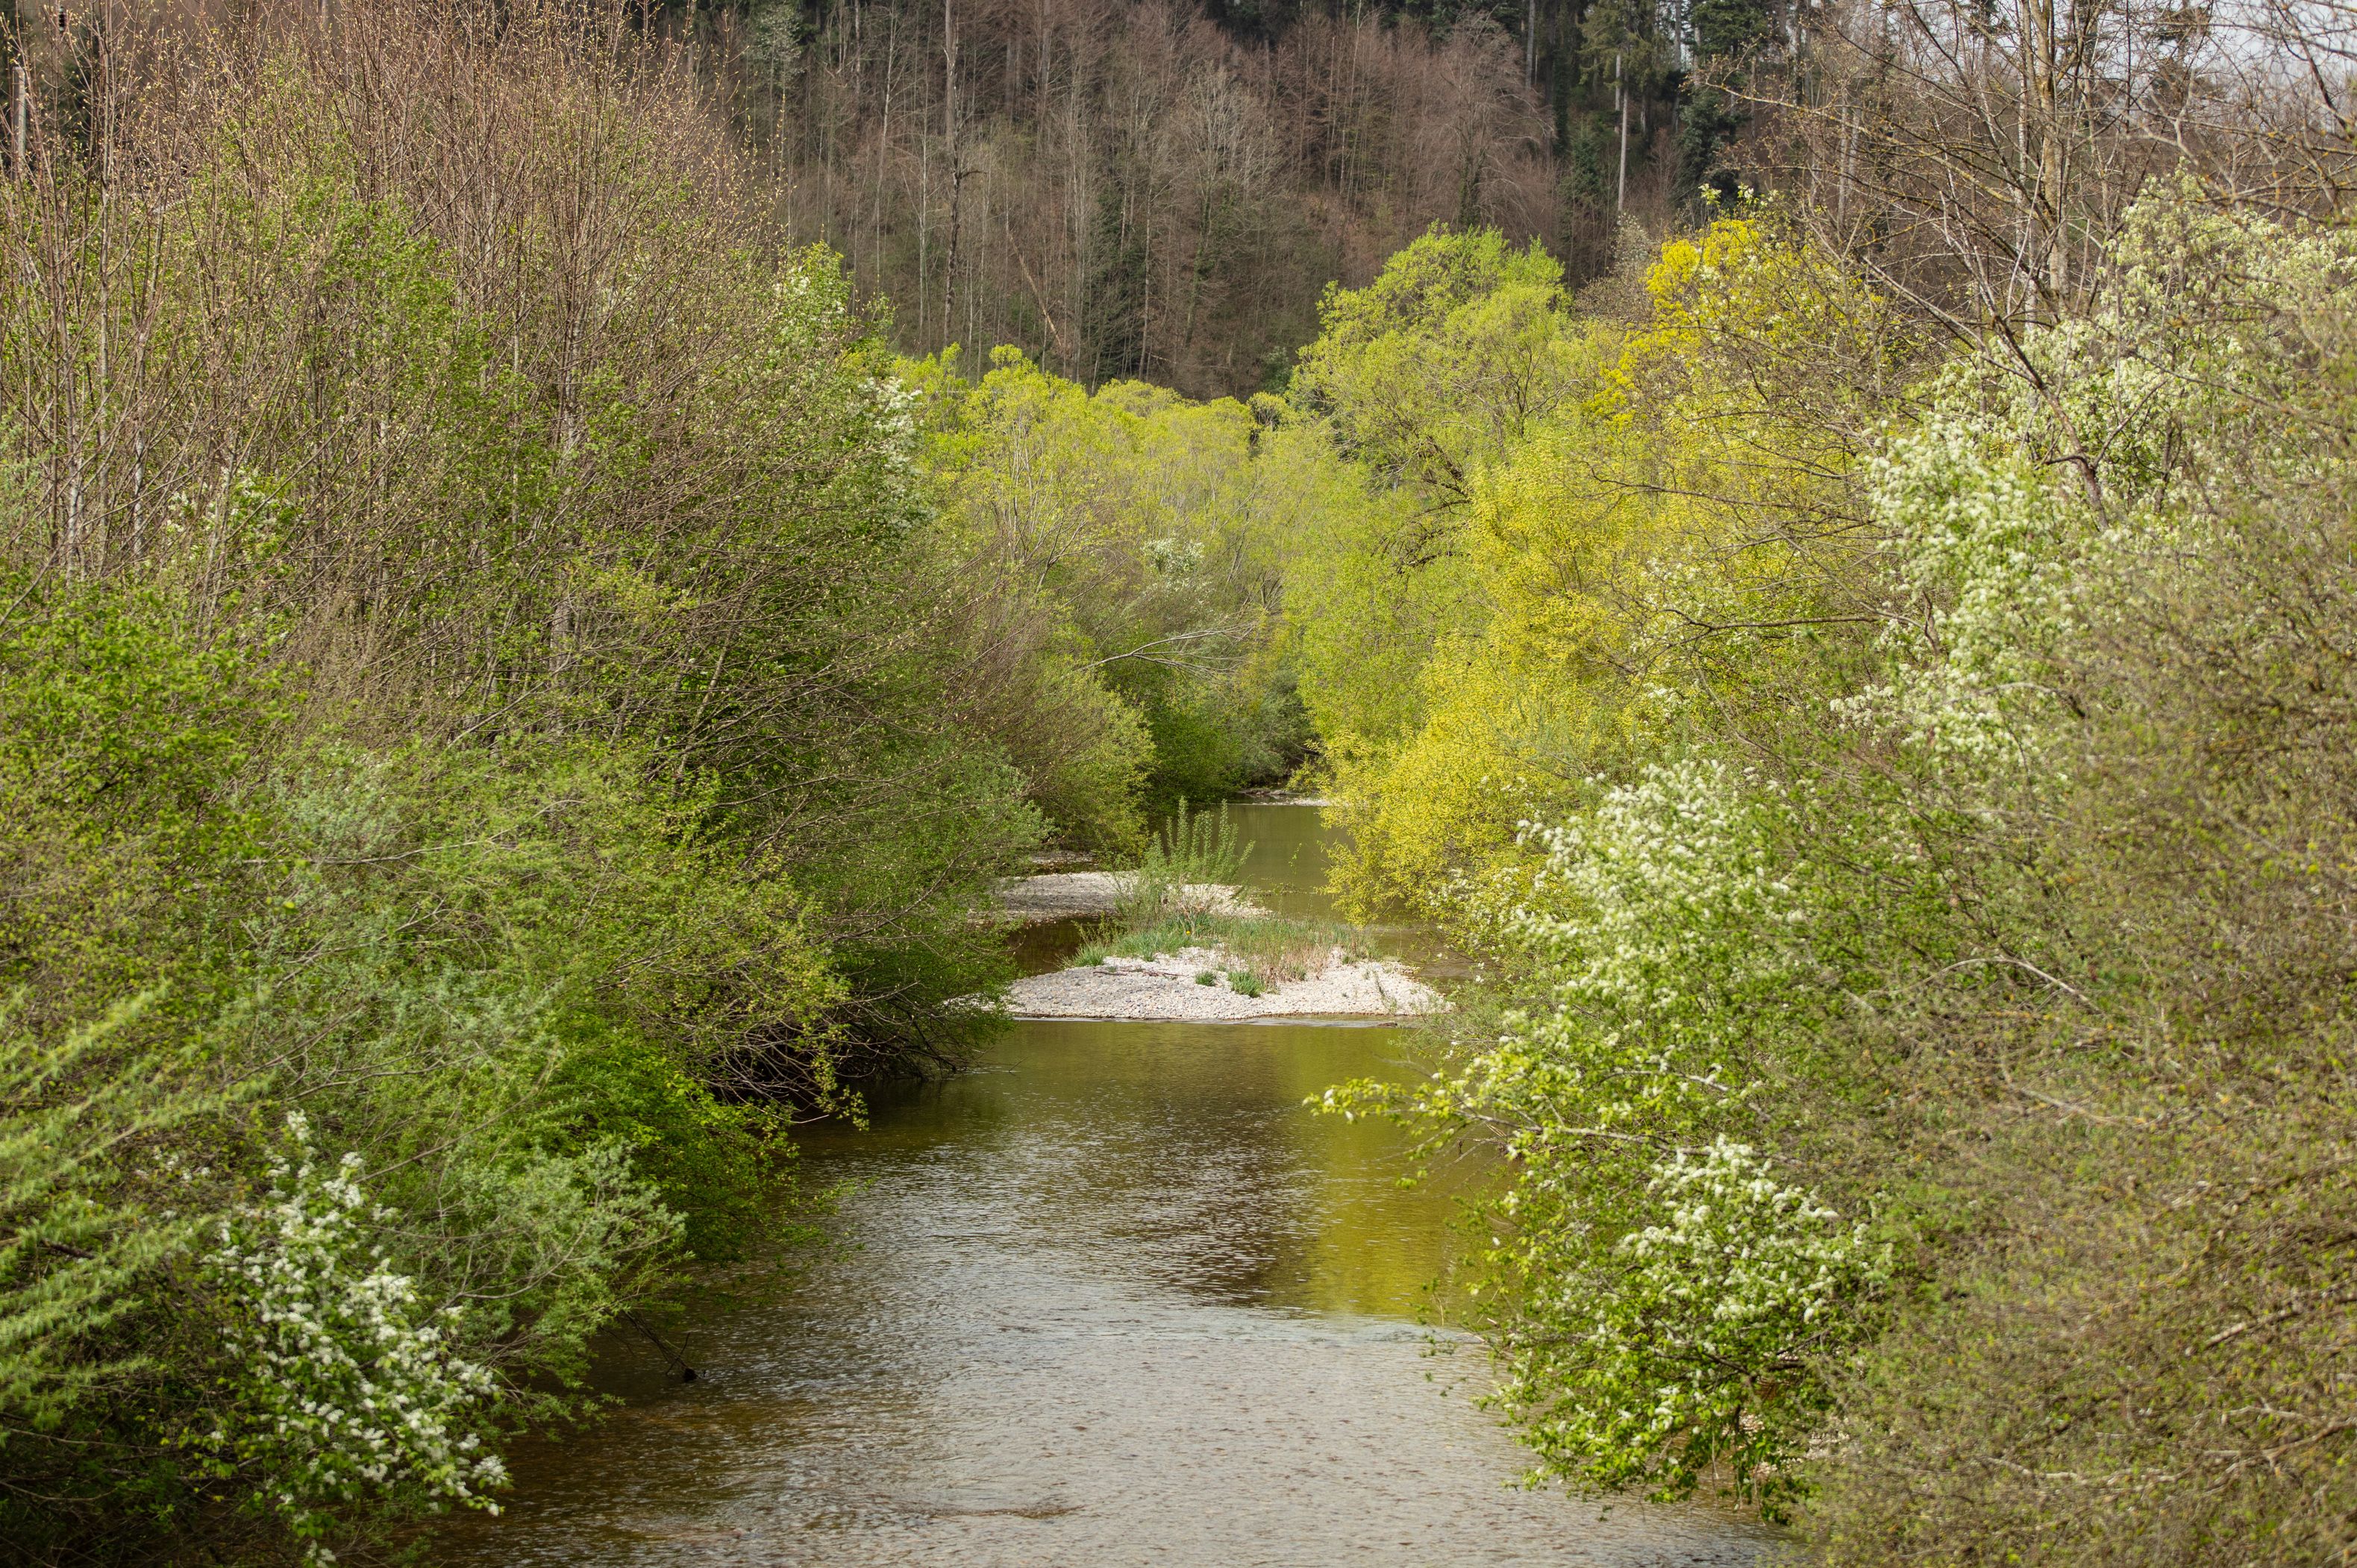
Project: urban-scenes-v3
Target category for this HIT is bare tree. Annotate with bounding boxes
[1738,0,2357,337]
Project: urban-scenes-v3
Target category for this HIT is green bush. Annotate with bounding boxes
[1114,800,1251,931]
[1291,194,2357,1555]
[0,7,1052,1558]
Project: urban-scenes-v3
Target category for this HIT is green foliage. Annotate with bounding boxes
[1115,800,1251,929]
[257,738,832,1267]
[1791,194,2357,1563]
[1293,227,1583,503]
[1293,212,1912,1502]
[0,592,724,1558]
[1280,226,1588,758]
[1503,1140,1888,1520]
[0,577,276,1041]
[0,11,1061,1560]
[907,348,1313,832]
[0,999,238,1437]
[1288,193,2357,1559]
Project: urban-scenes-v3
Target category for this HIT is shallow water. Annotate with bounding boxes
[1223,800,1342,922]
[1215,800,1456,976]
[433,809,1774,1567]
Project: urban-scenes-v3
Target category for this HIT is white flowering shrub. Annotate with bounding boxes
[1507,757,1812,1071]
[1847,192,2357,797]
[1624,1142,1883,1376]
[204,1112,506,1559]
[1366,759,1822,1157]
[1323,756,1885,1512]
[1843,418,2074,777]
[1499,1141,1887,1517]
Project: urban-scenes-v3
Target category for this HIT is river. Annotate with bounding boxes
[433,804,1777,1567]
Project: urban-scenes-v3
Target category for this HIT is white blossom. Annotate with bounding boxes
[204,1114,506,1559]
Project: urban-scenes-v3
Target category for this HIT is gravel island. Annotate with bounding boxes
[1004,946,1444,1021]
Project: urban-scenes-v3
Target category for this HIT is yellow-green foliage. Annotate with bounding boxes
[908,346,1313,835]
[1305,192,2357,1559]
[1292,219,1895,922]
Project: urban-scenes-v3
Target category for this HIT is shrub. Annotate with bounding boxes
[1114,800,1251,931]
[200,1114,510,1558]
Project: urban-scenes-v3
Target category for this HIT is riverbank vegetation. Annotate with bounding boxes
[1280,16,2357,1565]
[1052,803,1380,992]
[1075,912,1369,990]
[0,3,1285,1561]
[903,358,1312,839]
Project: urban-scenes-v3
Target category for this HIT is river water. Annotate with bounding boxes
[433,805,1775,1568]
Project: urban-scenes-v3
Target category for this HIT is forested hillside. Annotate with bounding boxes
[744,0,1554,395]
[654,0,1771,395]
[7,0,1802,401]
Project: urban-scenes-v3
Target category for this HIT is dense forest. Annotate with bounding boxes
[5,0,2357,1562]
[635,0,1757,395]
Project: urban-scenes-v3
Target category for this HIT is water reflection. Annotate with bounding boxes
[431,806,1774,1567]
[1221,800,1340,922]
[826,1019,1464,1317]
[434,1018,1772,1567]
[1219,801,1457,974]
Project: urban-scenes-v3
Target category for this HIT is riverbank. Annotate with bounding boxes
[1006,946,1443,1020]
[992,853,1447,1022]
[991,870,1260,922]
